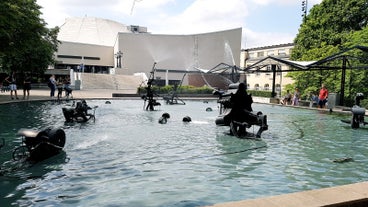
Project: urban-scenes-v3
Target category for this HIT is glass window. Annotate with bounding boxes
[278,49,286,55]
[267,50,274,56]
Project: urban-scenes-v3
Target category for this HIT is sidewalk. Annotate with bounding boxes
[0,89,136,104]
[0,88,361,116]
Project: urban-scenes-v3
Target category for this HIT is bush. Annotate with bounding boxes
[361,99,368,109]
[247,90,273,98]
[137,85,275,98]
[137,85,213,94]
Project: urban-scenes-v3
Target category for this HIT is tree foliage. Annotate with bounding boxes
[289,0,368,105]
[0,0,59,75]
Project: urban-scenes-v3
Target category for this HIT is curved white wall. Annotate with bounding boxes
[115,28,242,76]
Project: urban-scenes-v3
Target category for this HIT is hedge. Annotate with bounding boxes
[137,86,275,98]
[137,85,213,94]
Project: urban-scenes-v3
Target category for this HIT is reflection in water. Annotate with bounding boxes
[0,100,367,206]
[0,151,69,205]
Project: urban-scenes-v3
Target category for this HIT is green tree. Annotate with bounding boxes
[289,0,368,105]
[0,0,59,75]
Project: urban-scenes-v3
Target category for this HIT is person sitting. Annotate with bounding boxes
[281,90,292,105]
[63,78,73,99]
[309,93,319,108]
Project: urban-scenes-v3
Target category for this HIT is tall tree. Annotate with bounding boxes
[289,0,368,104]
[0,0,59,75]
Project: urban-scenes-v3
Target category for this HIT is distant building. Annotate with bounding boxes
[241,43,295,95]
[52,17,242,87]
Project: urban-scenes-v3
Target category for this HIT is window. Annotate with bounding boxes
[264,84,270,91]
[267,50,274,56]
[276,84,281,92]
[277,65,282,76]
[264,65,271,76]
[257,51,264,57]
[255,84,260,90]
[278,49,286,55]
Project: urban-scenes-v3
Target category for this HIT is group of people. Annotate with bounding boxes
[1,72,73,101]
[281,84,329,108]
[48,75,72,100]
[281,88,300,106]
[2,71,31,100]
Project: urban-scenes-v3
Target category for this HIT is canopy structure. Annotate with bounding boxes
[243,45,368,105]
[206,63,241,83]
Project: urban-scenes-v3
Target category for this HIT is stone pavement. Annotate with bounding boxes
[0,88,360,116]
[0,89,137,104]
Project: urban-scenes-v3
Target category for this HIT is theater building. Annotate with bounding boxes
[51,17,242,88]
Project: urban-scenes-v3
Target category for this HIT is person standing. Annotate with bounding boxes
[23,74,31,100]
[281,90,292,105]
[5,71,19,100]
[48,75,57,97]
[318,84,328,108]
[63,77,73,99]
[57,77,64,101]
[292,88,300,106]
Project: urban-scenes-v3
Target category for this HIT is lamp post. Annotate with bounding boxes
[115,51,123,68]
[302,0,308,23]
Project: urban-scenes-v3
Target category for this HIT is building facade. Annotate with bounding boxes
[241,43,295,95]
[52,17,242,87]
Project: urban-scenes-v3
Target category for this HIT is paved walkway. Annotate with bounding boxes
[0,88,359,116]
[0,89,136,104]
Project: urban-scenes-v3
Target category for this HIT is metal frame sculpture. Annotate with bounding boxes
[163,73,186,105]
[143,62,161,111]
[214,83,268,138]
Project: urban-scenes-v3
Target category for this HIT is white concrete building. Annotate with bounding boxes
[53,17,242,87]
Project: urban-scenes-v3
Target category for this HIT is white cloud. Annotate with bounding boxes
[149,0,248,34]
[37,0,67,27]
[37,0,323,48]
[243,29,295,48]
[251,0,322,6]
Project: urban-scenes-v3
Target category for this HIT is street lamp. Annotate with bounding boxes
[301,0,308,23]
[115,51,123,68]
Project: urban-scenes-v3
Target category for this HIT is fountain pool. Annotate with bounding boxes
[0,100,367,206]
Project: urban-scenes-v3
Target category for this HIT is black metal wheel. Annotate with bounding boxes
[12,146,30,161]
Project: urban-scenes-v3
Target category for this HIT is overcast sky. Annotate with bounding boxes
[36,0,322,49]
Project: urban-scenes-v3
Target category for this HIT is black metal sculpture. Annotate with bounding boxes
[163,73,186,105]
[341,93,367,128]
[142,62,161,111]
[13,127,66,162]
[214,83,268,138]
[62,100,97,122]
